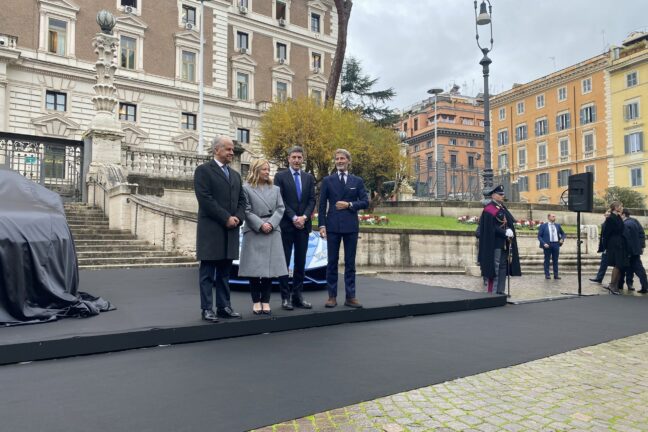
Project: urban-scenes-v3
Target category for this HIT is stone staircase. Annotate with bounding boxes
[65,203,197,270]
[520,252,601,275]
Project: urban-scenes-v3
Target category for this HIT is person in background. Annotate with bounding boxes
[238,159,288,315]
[590,210,611,284]
[537,213,566,280]
[620,208,648,293]
[600,201,628,295]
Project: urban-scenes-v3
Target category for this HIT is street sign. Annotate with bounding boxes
[25,156,38,165]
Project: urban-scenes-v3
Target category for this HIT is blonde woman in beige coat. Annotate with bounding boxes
[239,159,288,315]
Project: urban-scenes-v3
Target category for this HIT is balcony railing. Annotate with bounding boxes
[0,33,18,49]
[122,147,210,178]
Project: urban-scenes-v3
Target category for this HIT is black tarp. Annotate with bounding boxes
[0,168,114,325]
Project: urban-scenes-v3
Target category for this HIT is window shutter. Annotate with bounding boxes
[624,105,628,121]
[580,109,584,125]
[566,113,571,128]
[592,105,597,122]
[556,116,560,131]
[535,122,539,136]
[640,132,644,152]
[624,135,630,154]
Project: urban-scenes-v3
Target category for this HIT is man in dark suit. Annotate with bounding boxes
[537,213,566,280]
[621,209,648,293]
[274,146,315,310]
[194,136,246,322]
[318,149,369,308]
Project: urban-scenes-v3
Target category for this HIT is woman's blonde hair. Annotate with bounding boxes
[246,159,272,187]
[609,201,623,212]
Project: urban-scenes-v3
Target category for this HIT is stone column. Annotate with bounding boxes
[0,35,21,132]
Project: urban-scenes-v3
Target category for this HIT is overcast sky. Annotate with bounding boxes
[346,0,648,111]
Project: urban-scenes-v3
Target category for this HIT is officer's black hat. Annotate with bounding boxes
[486,184,505,196]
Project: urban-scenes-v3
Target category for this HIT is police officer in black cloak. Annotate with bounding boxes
[477,185,522,294]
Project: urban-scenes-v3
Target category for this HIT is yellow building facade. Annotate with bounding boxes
[490,55,609,204]
[608,32,648,194]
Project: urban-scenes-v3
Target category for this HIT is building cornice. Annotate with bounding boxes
[405,128,485,145]
[608,51,648,73]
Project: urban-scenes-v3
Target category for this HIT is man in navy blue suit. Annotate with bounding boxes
[318,149,369,308]
[537,213,566,280]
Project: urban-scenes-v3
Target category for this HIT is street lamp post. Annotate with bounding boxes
[474,0,493,196]
[197,0,212,155]
[427,88,443,198]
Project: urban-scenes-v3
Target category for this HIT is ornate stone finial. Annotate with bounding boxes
[96,10,116,35]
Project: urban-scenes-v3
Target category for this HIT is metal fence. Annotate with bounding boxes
[0,132,84,202]
[411,162,513,201]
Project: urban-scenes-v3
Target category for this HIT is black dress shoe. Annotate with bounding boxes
[589,278,603,283]
[627,285,635,291]
[201,309,219,322]
[554,276,562,280]
[281,299,294,310]
[292,298,312,309]
[545,276,551,280]
[217,307,242,319]
[638,288,648,293]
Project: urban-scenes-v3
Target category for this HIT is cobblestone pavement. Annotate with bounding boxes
[360,270,647,303]
[255,332,648,431]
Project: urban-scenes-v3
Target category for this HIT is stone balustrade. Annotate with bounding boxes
[122,147,210,179]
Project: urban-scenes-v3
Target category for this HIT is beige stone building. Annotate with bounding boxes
[0,0,337,177]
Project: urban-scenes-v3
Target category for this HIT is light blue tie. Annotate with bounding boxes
[222,165,229,179]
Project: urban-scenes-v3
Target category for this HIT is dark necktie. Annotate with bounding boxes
[222,165,230,180]
[293,171,302,202]
[339,171,346,185]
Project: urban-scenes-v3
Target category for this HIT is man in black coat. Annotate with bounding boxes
[274,146,316,310]
[194,136,246,322]
[477,185,521,294]
[621,209,648,293]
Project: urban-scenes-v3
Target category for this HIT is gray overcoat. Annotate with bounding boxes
[238,184,289,278]
[194,160,246,261]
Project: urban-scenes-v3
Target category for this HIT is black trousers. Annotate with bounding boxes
[199,259,232,311]
[249,277,272,303]
[622,255,648,289]
[278,227,309,301]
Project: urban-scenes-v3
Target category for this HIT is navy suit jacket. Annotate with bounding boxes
[537,223,566,248]
[318,173,369,233]
[273,168,316,232]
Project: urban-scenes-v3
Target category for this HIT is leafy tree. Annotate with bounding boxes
[326,0,353,103]
[259,97,403,209]
[602,186,646,209]
[341,57,399,127]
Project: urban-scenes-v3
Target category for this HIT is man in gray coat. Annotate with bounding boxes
[194,136,246,321]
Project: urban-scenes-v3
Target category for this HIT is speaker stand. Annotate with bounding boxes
[577,211,582,296]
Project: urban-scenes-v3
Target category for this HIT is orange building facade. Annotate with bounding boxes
[397,87,485,199]
[490,55,609,204]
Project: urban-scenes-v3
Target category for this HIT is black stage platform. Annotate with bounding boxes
[0,268,505,365]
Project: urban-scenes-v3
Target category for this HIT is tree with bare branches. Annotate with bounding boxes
[325,0,353,103]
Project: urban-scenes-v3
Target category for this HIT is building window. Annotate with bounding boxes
[518,176,529,192]
[449,138,457,146]
[536,172,549,190]
[413,144,419,152]
[536,94,545,109]
[467,139,476,147]
[414,157,420,173]
[631,167,643,187]
[276,42,287,62]
[498,153,508,170]
[427,154,433,170]
[181,50,196,81]
[625,132,644,154]
[276,0,286,19]
[497,129,509,146]
[236,72,249,100]
[182,5,196,25]
[556,112,571,131]
[310,13,321,33]
[413,118,418,131]
[48,18,67,55]
[426,140,432,149]
[119,102,137,122]
[538,142,547,164]
[559,138,569,162]
[557,169,571,187]
[312,52,322,71]
[582,77,592,94]
[625,101,640,121]
[276,81,288,102]
[239,0,249,8]
[580,104,596,125]
[310,89,323,105]
[535,118,548,136]
[237,128,250,144]
[498,107,506,120]
[515,124,527,141]
[237,31,249,50]
[181,113,196,130]
[120,35,137,70]
[558,86,567,101]
[402,122,407,132]
[516,101,525,115]
[518,147,526,167]
[468,154,475,169]
[585,164,595,180]
[627,71,638,88]
[121,0,137,7]
[584,133,595,157]
[44,147,66,179]
[450,153,457,168]
[45,90,66,112]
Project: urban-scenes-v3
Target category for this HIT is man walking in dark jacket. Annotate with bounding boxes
[621,209,648,293]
